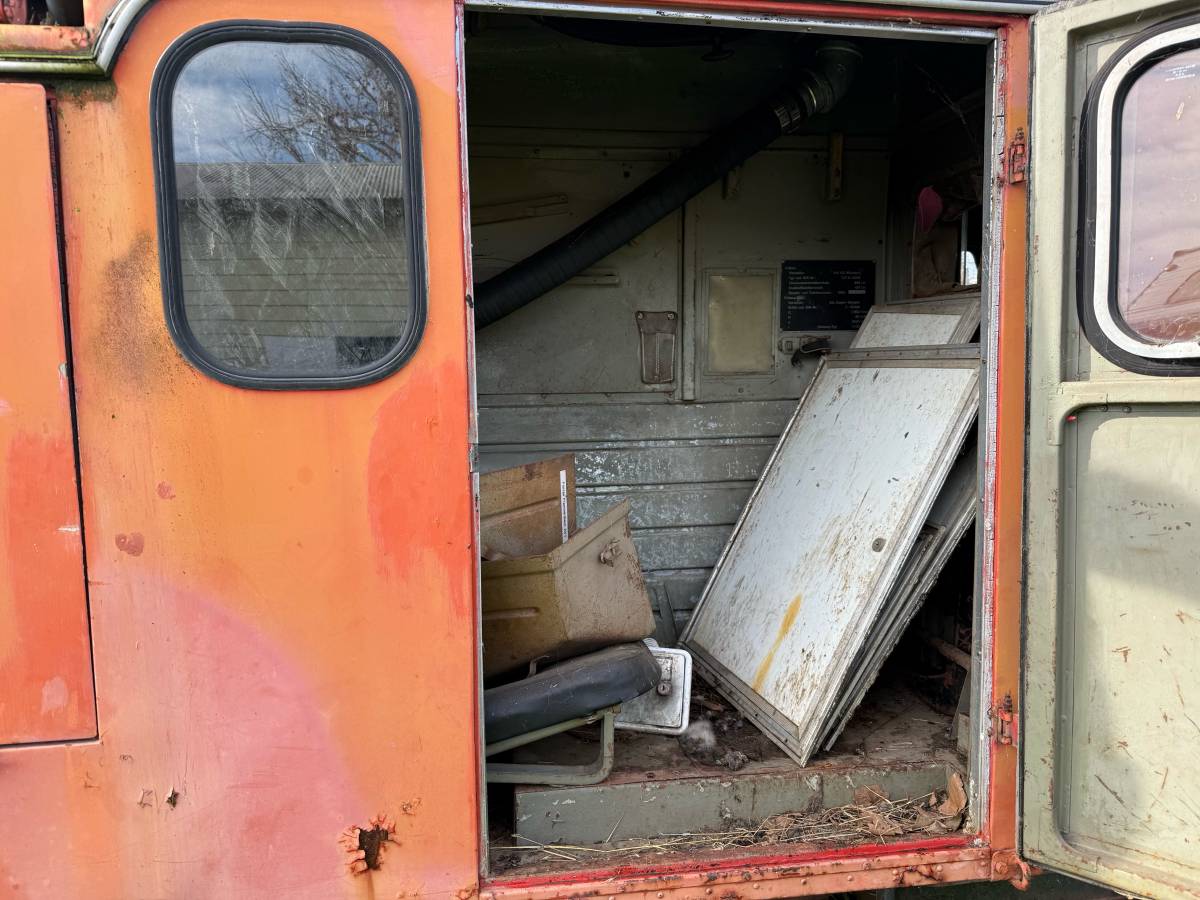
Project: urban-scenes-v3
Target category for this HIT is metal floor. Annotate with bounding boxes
[489,680,965,875]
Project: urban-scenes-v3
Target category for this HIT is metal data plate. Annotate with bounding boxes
[615,645,692,736]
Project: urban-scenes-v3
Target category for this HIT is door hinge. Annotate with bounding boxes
[989,692,1014,746]
[1004,128,1027,184]
[990,849,1033,890]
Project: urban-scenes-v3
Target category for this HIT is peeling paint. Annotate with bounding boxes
[341,815,399,874]
[115,532,144,556]
[39,676,68,714]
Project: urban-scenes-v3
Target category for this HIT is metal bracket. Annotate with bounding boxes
[989,692,1014,746]
[990,849,1033,890]
[636,310,678,384]
[485,705,617,786]
[1004,128,1027,185]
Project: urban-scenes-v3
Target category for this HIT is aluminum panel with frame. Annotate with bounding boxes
[849,295,980,348]
[817,444,978,751]
[682,351,979,765]
[1025,1,1200,897]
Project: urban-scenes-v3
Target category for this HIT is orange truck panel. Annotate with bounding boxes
[0,82,96,745]
[1,2,480,897]
[0,2,1033,898]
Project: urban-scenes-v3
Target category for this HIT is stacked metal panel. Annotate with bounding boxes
[816,445,977,750]
[682,297,980,766]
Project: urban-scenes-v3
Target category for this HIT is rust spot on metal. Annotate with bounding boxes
[990,850,1032,890]
[115,532,144,556]
[51,79,118,108]
[751,592,803,692]
[98,232,179,389]
[340,814,397,874]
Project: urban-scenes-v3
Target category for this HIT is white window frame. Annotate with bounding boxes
[1087,20,1200,362]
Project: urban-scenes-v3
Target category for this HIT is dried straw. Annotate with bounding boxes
[498,791,961,863]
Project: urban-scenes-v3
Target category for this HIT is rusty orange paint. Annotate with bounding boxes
[0,1,1033,898]
[0,22,90,54]
[0,83,96,745]
[983,16,1029,855]
[0,0,113,55]
[484,843,1001,900]
[1,1,479,897]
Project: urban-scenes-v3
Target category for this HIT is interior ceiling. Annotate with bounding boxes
[464,14,988,137]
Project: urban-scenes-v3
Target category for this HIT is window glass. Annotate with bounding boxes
[1116,46,1200,344]
[166,37,420,381]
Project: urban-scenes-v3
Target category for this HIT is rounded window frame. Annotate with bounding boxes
[1079,14,1200,376]
[150,20,428,390]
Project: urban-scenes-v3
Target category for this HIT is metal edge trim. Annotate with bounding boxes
[464,0,1000,42]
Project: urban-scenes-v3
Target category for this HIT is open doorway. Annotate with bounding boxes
[462,10,992,878]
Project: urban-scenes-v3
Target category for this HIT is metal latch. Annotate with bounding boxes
[1005,128,1027,184]
[989,692,1014,746]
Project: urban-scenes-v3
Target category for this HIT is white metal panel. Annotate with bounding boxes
[682,353,979,764]
[850,296,980,349]
[818,446,978,750]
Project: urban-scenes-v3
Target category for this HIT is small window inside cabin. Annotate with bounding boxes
[154,28,425,387]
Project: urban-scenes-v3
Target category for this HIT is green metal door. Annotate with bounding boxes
[1025,1,1200,897]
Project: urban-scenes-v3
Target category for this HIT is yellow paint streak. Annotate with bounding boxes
[752,593,803,692]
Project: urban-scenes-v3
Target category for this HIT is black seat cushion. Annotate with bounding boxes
[484,643,660,745]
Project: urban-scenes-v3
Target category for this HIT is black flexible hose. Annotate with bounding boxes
[473,41,861,328]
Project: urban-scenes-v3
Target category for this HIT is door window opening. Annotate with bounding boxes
[151,22,427,389]
[1080,17,1200,374]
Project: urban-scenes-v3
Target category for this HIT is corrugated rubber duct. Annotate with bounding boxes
[472,40,862,328]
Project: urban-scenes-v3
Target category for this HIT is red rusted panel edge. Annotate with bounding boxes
[484,843,999,900]
[0,23,91,54]
[488,836,974,892]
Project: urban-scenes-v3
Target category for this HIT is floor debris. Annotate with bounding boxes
[499,789,965,862]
